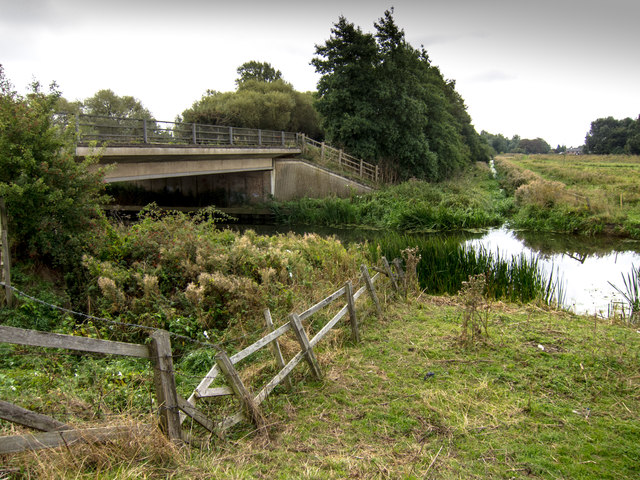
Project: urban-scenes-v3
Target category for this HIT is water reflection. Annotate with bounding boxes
[466,228,640,316]
[230,223,640,317]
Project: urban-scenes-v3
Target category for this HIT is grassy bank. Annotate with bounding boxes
[271,162,511,232]
[495,154,640,238]
[5,295,639,479]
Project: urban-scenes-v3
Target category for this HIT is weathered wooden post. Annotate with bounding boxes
[338,149,343,167]
[381,257,399,293]
[215,350,265,430]
[361,265,382,319]
[393,258,407,297]
[264,309,292,389]
[345,281,360,343]
[289,313,322,380]
[320,142,326,163]
[149,330,182,442]
[0,198,12,307]
[229,126,234,146]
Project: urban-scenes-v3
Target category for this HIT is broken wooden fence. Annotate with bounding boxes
[179,262,390,437]
[0,259,401,453]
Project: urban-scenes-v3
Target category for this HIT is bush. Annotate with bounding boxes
[0,66,109,269]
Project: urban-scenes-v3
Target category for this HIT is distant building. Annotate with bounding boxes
[564,147,583,155]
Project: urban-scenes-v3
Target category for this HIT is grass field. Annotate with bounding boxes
[496,154,640,237]
[6,294,639,479]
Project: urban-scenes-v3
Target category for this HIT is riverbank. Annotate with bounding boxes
[6,295,639,479]
[495,154,640,238]
[270,155,640,240]
[270,162,511,232]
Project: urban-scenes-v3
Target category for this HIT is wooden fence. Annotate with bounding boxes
[0,259,404,454]
[301,136,380,183]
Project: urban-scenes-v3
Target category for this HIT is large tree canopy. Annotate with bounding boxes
[0,66,108,268]
[82,89,153,119]
[584,116,640,154]
[312,10,490,181]
[181,66,322,138]
[236,61,282,85]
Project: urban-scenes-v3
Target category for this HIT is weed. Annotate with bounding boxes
[457,274,489,346]
[608,264,640,323]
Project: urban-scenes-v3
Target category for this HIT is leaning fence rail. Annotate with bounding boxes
[0,259,402,452]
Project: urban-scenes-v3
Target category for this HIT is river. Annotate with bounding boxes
[466,227,640,317]
[231,223,640,318]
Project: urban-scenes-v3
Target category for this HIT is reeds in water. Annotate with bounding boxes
[608,264,640,323]
[370,233,564,305]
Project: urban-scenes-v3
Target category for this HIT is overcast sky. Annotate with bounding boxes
[2,0,639,147]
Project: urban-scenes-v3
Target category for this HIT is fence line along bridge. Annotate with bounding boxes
[70,114,376,205]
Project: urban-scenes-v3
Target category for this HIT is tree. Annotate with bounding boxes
[236,61,282,85]
[0,66,109,268]
[518,138,551,154]
[584,115,640,154]
[312,10,486,181]
[311,16,382,160]
[181,78,322,137]
[82,89,153,119]
[81,89,157,141]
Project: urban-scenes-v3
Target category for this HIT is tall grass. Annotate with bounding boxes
[369,233,563,305]
[271,164,509,232]
[609,264,640,322]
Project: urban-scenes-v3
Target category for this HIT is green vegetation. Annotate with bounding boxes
[78,206,368,345]
[5,292,639,478]
[585,115,640,154]
[181,72,322,139]
[368,233,563,306]
[496,154,640,238]
[273,162,510,231]
[609,264,640,321]
[312,10,491,181]
[0,66,109,270]
[481,132,553,155]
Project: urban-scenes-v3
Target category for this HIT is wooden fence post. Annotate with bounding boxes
[289,313,323,380]
[381,257,399,292]
[0,198,12,307]
[392,258,406,296]
[321,142,325,163]
[361,265,382,318]
[264,309,292,389]
[149,330,182,442]
[345,281,360,343]
[215,350,265,430]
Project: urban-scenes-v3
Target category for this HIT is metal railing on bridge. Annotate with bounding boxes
[61,114,379,183]
[62,114,300,148]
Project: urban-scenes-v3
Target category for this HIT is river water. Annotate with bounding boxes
[465,228,640,317]
[231,223,640,317]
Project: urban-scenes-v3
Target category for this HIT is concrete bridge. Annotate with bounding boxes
[72,114,376,206]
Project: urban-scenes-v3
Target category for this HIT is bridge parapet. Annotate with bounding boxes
[60,114,300,148]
